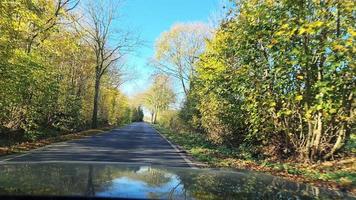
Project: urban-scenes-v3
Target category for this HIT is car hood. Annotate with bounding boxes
[0,162,353,200]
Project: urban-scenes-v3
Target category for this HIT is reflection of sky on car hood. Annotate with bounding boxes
[97,166,187,199]
[0,162,353,200]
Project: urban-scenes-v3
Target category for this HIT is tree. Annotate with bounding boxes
[143,75,175,124]
[0,0,80,137]
[188,0,355,161]
[80,0,139,128]
[131,106,144,122]
[25,0,79,53]
[152,23,211,96]
[0,0,133,142]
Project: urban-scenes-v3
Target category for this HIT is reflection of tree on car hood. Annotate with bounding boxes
[0,162,352,200]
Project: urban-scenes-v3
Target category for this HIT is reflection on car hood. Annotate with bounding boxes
[0,162,353,200]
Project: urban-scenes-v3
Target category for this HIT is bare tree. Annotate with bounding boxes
[151,22,211,96]
[107,62,138,90]
[80,0,139,128]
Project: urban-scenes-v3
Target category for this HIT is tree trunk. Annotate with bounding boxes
[324,92,353,159]
[181,77,188,96]
[153,110,158,124]
[311,112,322,160]
[304,120,313,160]
[91,75,101,128]
[302,33,313,162]
[151,112,154,123]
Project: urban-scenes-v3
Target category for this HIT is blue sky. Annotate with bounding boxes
[116,0,222,97]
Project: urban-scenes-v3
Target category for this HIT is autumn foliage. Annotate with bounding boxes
[0,1,134,143]
[159,0,355,162]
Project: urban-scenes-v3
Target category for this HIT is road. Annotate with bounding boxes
[0,122,191,167]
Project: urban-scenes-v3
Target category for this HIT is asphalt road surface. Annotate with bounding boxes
[0,122,191,167]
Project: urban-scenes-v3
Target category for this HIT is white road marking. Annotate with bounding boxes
[152,125,198,169]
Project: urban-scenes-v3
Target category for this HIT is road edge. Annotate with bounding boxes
[0,126,120,162]
[150,123,203,169]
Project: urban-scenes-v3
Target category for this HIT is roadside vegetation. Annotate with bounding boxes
[155,124,355,192]
[146,0,355,192]
[0,1,140,148]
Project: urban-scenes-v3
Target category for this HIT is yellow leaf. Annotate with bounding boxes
[275,31,284,36]
[297,75,304,80]
[305,111,312,119]
[348,28,356,37]
[299,27,307,34]
[311,21,324,28]
[281,24,289,29]
[329,108,337,114]
[295,95,303,101]
[285,110,292,115]
[333,44,346,52]
[316,105,323,110]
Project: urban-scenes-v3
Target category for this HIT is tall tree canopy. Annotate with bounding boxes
[152,23,211,95]
[79,0,139,128]
[143,75,176,124]
[174,0,355,162]
[200,0,354,161]
[0,0,136,142]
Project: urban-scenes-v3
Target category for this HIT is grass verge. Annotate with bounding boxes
[0,126,116,156]
[153,124,356,194]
